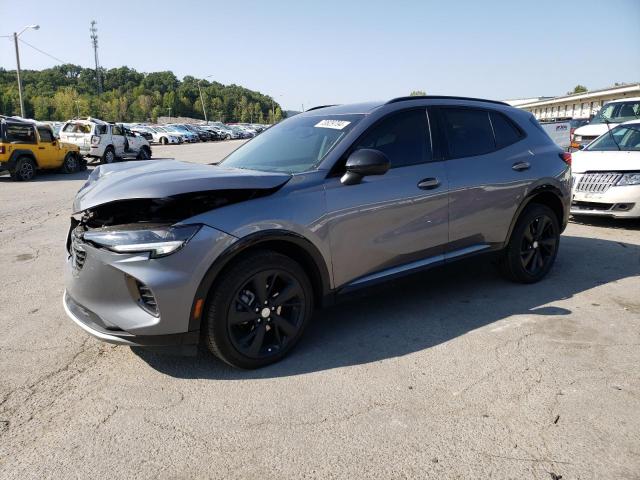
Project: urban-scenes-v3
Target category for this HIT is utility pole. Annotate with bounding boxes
[197,80,208,123]
[12,24,39,118]
[90,21,102,94]
[166,107,172,123]
[13,33,24,117]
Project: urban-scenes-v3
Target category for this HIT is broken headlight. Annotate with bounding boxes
[83,224,201,258]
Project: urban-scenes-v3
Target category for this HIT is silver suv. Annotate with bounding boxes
[63,96,571,369]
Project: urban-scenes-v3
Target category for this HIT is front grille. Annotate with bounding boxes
[136,281,158,316]
[572,201,615,211]
[575,173,622,193]
[70,232,86,272]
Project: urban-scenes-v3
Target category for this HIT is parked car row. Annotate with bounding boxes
[125,122,270,145]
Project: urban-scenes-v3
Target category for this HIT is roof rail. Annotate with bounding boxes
[306,104,339,112]
[386,96,509,106]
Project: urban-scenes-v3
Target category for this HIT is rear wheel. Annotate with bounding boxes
[203,251,313,369]
[61,152,79,173]
[102,146,115,164]
[500,204,560,283]
[10,156,37,181]
[161,137,168,145]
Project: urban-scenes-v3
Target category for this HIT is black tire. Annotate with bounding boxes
[225,134,231,140]
[203,250,314,369]
[61,152,79,173]
[102,146,115,164]
[161,137,168,145]
[136,147,151,160]
[10,156,37,181]
[500,203,560,283]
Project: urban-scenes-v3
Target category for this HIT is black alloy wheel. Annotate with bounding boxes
[11,157,36,181]
[520,215,557,276]
[204,251,313,369]
[228,269,305,359]
[500,203,560,284]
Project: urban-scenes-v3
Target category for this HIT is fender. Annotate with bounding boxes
[188,229,332,332]
[504,183,567,246]
[4,149,38,170]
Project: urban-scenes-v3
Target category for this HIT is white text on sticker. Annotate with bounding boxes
[314,120,351,130]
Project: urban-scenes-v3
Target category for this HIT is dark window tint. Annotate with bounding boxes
[441,108,495,158]
[96,124,107,135]
[37,127,54,142]
[490,112,522,148]
[112,125,123,135]
[5,123,36,143]
[355,109,431,167]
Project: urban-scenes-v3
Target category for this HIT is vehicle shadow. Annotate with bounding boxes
[0,167,93,182]
[132,234,640,379]
[570,215,640,231]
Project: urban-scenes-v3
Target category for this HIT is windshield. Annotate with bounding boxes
[590,101,640,125]
[222,114,364,173]
[586,123,640,151]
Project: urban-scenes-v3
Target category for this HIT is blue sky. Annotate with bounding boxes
[1,0,639,110]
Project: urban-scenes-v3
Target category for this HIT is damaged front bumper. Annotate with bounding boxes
[63,223,237,344]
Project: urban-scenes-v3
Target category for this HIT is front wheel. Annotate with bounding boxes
[203,251,314,369]
[500,204,560,283]
[136,147,151,160]
[61,152,79,173]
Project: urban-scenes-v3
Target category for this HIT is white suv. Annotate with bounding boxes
[60,118,152,163]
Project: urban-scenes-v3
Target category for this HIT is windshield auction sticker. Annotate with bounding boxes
[314,120,351,130]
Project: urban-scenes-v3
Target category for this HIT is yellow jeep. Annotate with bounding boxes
[0,116,85,181]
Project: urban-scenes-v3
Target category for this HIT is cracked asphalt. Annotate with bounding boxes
[1,140,639,479]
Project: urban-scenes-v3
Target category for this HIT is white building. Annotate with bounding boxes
[514,83,640,120]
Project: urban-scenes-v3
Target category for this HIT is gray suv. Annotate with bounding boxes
[64,96,571,368]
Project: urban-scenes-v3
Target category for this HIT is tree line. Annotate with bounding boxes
[0,65,283,123]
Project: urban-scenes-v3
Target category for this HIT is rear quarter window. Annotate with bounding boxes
[5,124,36,144]
[490,111,524,148]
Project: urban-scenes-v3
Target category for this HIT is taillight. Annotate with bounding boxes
[0,146,5,154]
[560,152,571,166]
[91,135,101,146]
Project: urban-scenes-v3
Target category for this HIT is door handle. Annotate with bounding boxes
[38,147,45,149]
[512,161,530,171]
[417,178,440,190]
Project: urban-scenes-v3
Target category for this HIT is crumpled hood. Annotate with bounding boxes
[73,159,291,212]
[572,150,640,173]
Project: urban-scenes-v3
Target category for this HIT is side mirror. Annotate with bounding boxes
[52,140,57,146]
[341,149,390,185]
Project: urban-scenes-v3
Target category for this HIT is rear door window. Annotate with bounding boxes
[440,108,495,158]
[354,109,432,168]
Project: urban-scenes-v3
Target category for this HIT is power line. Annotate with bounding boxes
[18,38,68,64]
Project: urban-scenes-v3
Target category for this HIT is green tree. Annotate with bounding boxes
[568,85,588,95]
[0,65,282,123]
